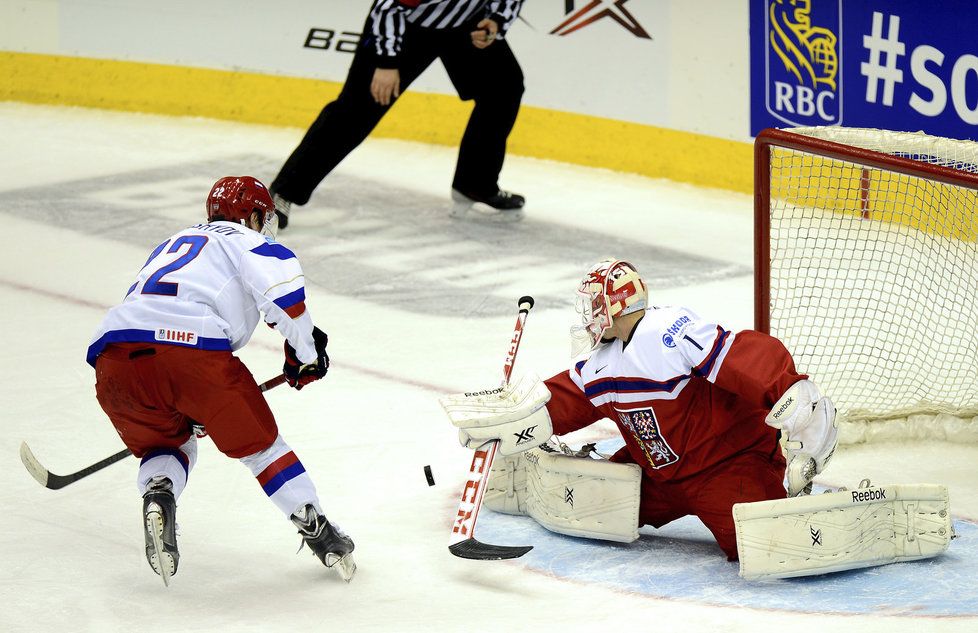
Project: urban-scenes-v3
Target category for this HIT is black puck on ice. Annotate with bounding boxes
[424,465,435,486]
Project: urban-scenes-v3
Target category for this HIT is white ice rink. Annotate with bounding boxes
[1,103,976,632]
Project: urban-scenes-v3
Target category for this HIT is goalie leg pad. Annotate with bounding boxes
[485,447,642,543]
[734,481,953,580]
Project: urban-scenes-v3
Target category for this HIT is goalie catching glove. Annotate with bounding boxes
[764,379,838,496]
[439,373,553,456]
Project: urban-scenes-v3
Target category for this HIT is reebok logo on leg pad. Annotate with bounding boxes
[852,488,886,503]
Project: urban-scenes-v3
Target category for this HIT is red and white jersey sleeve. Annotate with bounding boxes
[87,221,317,366]
[544,306,803,481]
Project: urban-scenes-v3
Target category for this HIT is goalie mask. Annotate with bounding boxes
[206,176,278,239]
[570,259,648,357]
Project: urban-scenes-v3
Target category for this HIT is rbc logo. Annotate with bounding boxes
[765,0,841,126]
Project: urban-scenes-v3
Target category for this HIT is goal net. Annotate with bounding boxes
[754,126,978,444]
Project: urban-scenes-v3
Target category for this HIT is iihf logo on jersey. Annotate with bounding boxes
[765,0,841,127]
[155,328,198,345]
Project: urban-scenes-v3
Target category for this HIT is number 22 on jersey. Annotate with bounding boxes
[126,235,209,298]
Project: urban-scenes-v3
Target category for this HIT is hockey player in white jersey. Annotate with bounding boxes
[88,176,355,584]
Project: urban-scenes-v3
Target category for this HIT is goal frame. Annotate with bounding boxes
[753,126,978,333]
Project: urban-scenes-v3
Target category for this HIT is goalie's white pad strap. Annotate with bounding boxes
[439,373,551,428]
[734,482,952,580]
[485,447,642,543]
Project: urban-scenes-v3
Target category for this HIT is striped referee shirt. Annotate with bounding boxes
[369,0,524,65]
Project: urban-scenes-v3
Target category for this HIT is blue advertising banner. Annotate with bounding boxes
[750,0,978,141]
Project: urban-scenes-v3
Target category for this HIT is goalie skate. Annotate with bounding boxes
[291,505,357,582]
[142,477,179,587]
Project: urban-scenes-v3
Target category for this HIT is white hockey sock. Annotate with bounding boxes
[137,436,198,499]
[239,435,323,518]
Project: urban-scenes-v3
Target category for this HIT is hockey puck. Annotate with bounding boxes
[424,465,435,486]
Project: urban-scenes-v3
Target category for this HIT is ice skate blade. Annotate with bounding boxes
[450,205,524,223]
[325,552,357,583]
[449,197,524,223]
[146,509,174,587]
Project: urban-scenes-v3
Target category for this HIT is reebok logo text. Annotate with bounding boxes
[773,396,793,419]
[465,387,504,397]
[851,488,887,503]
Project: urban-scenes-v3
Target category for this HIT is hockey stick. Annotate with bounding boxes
[20,373,288,490]
[448,296,535,560]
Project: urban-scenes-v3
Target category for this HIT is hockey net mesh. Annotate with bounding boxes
[763,126,978,444]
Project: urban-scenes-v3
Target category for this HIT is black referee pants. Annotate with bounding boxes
[271,23,525,205]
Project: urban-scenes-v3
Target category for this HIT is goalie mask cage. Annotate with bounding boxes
[754,126,978,444]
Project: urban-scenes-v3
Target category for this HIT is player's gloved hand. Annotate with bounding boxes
[283,326,329,390]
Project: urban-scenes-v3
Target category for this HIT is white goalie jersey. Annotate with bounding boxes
[87,221,318,367]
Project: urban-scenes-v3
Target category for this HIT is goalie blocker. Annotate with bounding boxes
[734,480,953,580]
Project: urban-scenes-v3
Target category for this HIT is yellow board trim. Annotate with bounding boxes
[0,51,753,193]
[770,150,978,241]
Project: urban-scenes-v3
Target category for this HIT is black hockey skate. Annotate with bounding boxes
[291,504,356,582]
[143,476,179,586]
[450,188,525,222]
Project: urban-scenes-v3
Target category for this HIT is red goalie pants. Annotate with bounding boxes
[631,451,787,560]
[95,343,278,459]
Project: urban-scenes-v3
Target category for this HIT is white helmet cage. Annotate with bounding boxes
[570,259,648,356]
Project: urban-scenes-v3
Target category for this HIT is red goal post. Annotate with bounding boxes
[754,127,978,444]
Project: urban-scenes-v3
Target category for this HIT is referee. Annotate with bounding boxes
[270,0,527,226]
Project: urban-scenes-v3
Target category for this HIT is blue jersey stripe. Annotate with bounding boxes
[585,375,687,399]
[692,329,730,378]
[86,329,232,367]
[250,242,296,261]
[273,287,306,312]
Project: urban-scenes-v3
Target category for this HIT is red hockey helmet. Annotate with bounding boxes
[570,259,648,356]
[206,176,278,237]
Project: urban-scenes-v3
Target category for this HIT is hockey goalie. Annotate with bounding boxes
[440,259,953,579]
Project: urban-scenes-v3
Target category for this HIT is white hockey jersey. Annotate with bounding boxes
[87,222,318,367]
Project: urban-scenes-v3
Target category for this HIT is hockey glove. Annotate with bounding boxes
[284,326,329,390]
[439,373,553,456]
[765,379,839,496]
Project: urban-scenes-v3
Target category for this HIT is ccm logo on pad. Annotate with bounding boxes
[851,488,887,503]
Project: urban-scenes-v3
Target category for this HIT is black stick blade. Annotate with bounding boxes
[449,538,533,560]
[20,443,131,490]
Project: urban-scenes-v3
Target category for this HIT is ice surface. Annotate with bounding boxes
[1,104,975,632]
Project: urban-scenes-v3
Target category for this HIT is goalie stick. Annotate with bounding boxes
[20,373,287,490]
[448,296,535,560]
